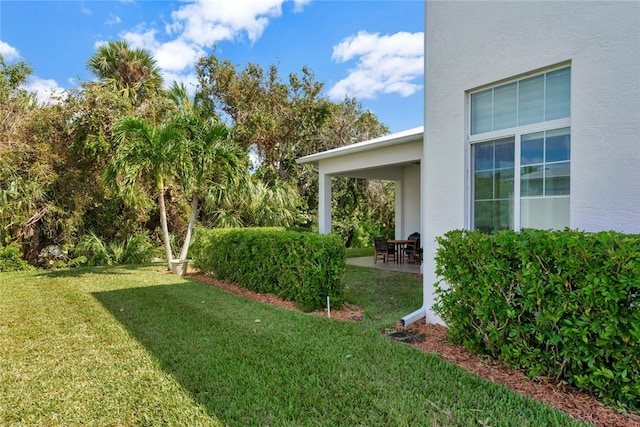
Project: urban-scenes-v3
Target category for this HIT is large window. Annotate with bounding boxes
[470,67,571,232]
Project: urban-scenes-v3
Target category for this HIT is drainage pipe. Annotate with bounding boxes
[400,306,426,328]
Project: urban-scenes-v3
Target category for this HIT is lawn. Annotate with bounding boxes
[0,265,590,426]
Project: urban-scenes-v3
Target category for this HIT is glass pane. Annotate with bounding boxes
[521,197,570,230]
[494,138,515,169]
[474,201,494,232]
[495,199,513,231]
[493,83,517,130]
[518,75,544,125]
[495,168,514,199]
[475,171,494,200]
[545,128,571,162]
[521,132,544,165]
[546,162,570,195]
[471,89,493,134]
[474,143,494,171]
[521,165,544,196]
[545,68,571,121]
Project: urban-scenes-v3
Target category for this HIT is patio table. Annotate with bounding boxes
[387,239,413,264]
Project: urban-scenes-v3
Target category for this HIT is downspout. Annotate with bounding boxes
[400,306,426,327]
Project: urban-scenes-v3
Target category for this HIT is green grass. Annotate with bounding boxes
[345,246,374,258]
[1,265,590,426]
[344,265,423,330]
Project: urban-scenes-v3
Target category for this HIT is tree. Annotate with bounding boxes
[167,81,217,120]
[106,116,186,269]
[174,114,242,260]
[196,55,393,235]
[203,174,298,228]
[87,40,163,106]
[196,55,332,183]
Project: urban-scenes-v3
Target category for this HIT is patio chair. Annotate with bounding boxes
[373,237,396,264]
[404,232,421,263]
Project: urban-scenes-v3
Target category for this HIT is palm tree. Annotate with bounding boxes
[204,174,298,228]
[105,116,186,269]
[175,114,241,260]
[87,40,163,106]
[167,81,217,120]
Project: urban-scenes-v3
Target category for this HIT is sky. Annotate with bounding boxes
[0,0,424,133]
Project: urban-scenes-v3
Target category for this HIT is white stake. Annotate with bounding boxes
[327,295,331,318]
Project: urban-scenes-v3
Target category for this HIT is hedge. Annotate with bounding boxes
[190,227,346,311]
[434,229,639,409]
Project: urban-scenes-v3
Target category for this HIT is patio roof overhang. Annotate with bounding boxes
[296,126,424,168]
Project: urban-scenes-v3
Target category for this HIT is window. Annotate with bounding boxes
[471,67,570,135]
[470,67,571,232]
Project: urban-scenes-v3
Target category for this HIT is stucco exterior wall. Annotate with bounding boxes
[401,164,421,239]
[423,1,640,323]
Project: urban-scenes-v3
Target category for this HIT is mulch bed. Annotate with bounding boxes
[186,271,639,427]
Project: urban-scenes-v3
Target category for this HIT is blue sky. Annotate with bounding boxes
[0,0,424,133]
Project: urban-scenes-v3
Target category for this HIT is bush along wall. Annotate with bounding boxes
[434,229,640,410]
[191,227,346,311]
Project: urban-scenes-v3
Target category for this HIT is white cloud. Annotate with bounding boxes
[154,39,204,72]
[121,28,160,51]
[328,31,424,100]
[106,13,121,25]
[23,77,66,105]
[162,70,200,93]
[117,0,309,79]
[170,0,285,45]
[0,40,20,61]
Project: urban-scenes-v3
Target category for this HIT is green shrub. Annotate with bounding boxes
[434,229,640,410]
[0,240,32,272]
[191,227,346,311]
[75,232,156,266]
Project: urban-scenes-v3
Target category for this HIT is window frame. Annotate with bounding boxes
[467,66,571,232]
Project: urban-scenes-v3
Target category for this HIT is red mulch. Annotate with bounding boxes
[186,271,639,427]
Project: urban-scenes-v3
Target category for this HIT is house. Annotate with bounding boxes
[298,1,640,325]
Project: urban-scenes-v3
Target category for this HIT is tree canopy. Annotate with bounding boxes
[1,43,396,267]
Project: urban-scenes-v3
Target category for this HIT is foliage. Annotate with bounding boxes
[106,115,191,268]
[191,228,346,310]
[86,40,163,106]
[0,240,32,272]
[196,54,393,232]
[0,54,33,104]
[74,231,156,266]
[434,229,640,409]
[2,42,395,267]
[331,178,395,247]
[203,174,298,228]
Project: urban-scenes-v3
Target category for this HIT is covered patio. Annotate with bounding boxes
[296,126,424,243]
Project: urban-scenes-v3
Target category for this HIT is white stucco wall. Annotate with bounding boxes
[423,1,640,323]
[401,164,421,239]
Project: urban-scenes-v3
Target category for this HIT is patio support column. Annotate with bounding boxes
[318,171,332,234]
[394,180,403,239]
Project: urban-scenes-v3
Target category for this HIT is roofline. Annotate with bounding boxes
[296,126,424,165]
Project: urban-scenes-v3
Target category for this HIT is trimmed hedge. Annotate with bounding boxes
[191,227,346,311]
[434,229,640,409]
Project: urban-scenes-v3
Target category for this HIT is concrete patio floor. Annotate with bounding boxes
[346,256,421,275]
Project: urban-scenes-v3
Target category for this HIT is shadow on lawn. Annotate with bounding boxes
[36,263,165,279]
[91,280,588,427]
[91,280,356,425]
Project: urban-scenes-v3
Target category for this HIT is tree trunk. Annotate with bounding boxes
[179,194,199,260]
[157,180,173,270]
